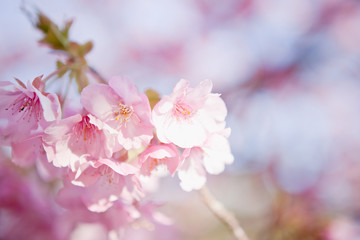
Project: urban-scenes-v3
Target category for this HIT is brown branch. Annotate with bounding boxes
[200,186,250,240]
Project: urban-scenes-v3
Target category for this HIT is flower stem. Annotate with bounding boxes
[42,64,71,83]
[88,66,107,84]
[200,186,250,240]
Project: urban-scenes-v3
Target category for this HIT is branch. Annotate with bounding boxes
[88,66,107,84]
[42,64,72,83]
[200,186,250,240]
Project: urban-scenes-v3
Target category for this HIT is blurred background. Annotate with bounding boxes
[1,0,360,239]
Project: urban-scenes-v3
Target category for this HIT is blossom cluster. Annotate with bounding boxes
[0,74,233,237]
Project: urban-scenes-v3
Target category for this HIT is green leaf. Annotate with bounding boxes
[35,12,70,51]
[36,12,52,33]
[56,61,69,78]
[78,41,93,57]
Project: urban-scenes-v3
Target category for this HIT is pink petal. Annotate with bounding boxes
[98,158,138,176]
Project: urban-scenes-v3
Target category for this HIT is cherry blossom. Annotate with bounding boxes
[81,77,153,150]
[57,180,170,239]
[178,147,207,191]
[0,160,73,240]
[11,135,64,181]
[43,113,118,171]
[178,129,233,191]
[152,79,227,148]
[0,76,60,144]
[138,143,180,176]
[64,156,142,212]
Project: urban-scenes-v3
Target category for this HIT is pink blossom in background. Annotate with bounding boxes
[81,77,153,150]
[152,79,227,148]
[57,179,170,240]
[324,217,360,240]
[0,161,72,240]
[0,76,60,144]
[11,135,63,181]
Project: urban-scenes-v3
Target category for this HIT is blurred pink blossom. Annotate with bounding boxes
[0,161,72,240]
[325,217,360,240]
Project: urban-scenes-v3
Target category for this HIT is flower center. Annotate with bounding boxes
[100,165,119,184]
[173,102,194,119]
[72,115,99,142]
[112,103,141,127]
[142,157,168,176]
[5,93,42,122]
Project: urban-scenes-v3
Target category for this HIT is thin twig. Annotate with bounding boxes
[88,66,107,84]
[42,64,71,83]
[200,185,250,240]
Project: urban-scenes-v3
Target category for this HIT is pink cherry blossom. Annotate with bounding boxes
[0,160,73,240]
[57,181,170,239]
[0,76,60,144]
[11,135,64,181]
[81,77,153,150]
[178,129,233,191]
[57,180,137,229]
[201,128,234,175]
[152,79,227,148]
[67,157,142,212]
[138,143,180,176]
[43,113,118,171]
[178,147,207,191]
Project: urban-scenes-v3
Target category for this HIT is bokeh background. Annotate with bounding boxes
[1,0,360,239]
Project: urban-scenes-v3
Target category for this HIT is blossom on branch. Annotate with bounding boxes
[65,158,142,212]
[152,79,227,148]
[138,143,180,176]
[81,77,153,150]
[151,79,233,191]
[179,129,234,191]
[0,76,60,144]
[43,113,118,171]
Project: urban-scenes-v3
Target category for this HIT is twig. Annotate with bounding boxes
[88,66,107,84]
[42,64,71,83]
[200,186,250,240]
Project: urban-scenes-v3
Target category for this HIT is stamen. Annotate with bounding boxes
[147,157,167,174]
[72,116,99,143]
[99,166,118,184]
[173,102,194,119]
[5,93,42,123]
[112,102,141,128]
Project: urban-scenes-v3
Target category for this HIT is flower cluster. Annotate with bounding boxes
[0,74,233,237]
